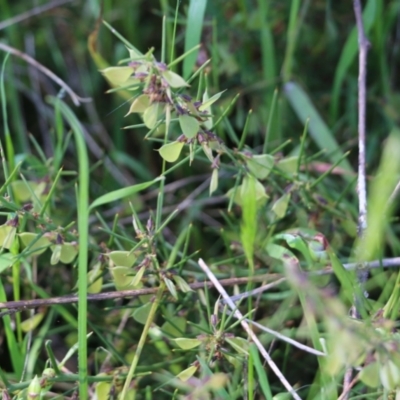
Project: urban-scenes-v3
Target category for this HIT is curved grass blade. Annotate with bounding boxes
[89,177,163,211]
[284,81,353,179]
[183,0,207,79]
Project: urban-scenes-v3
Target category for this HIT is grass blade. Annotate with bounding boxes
[183,0,207,79]
[284,81,353,178]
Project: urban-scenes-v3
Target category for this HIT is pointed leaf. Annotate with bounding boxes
[246,154,274,180]
[108,251,137,267]
[276,156,299,174]
[161,70,189,88]
[19,232,51,256]
[111,266,135,290]
[132,302,152,324]
[161,316,187,337]
[272,193,291,219]
[359,362,380,388]
[89,178,162,210]
[0,253,14,273]
[126,95,151,115]
[209,168,218,195]
[11,180,46,202]
[173,338,202,350]
[164,277,177,299]
[127,47,143,60]
[21,312,45,332]
[88,266,103,294]
[143,102,165,129]
[95,380,112,400]
[100,66,133,86]
[50,244,62,265]
[0,225,16,250]
[172,275,193,293]
[225,337,249,355]
[179,114,199,139]
[58,242,78,264]
[131,266,146,287]
[199,90,226,111]
[159,141,184,163]
[176,365,198,381]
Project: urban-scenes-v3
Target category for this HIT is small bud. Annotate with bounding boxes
[211,314,218,328]
[27,375,41,399]
[6,214,19,228]
[146,216,154,234]
[132,215,142,237]
[22,203,34,212]
[55,233,63,245]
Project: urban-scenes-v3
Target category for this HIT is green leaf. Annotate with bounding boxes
[19,232,51,256]
[173,337,202,350]
[209,168,218,195]
[380,360,400,391]
[172,275,193,293]
[108,251,137,267]
[11,180,46,203]
[126,95,151,115]
[50,242,78,264]
[127,47,143,60]
[132,302,152,324]
[164,277,177,299]
[266,243,296,261]
[226,177,268,207]
[95,380,112,400]
[246,154,274,180]
[50,244,62,265]
[225,337,249,355]
[199,90,226,112]
[89,178,162,210]
[0,225,16,250]
[176,365,198,381]
[100,66,133,86]
[21,312,45,332]
[276,156,299,174]
[0,253,14,273]
[179,114,199,139]
[161,316,187,337]
[131,266,146,287]
[111,266,136,290]
[143,102,165,129]
[240,175,257,270]
[272,193,291,219]
[183,0,207,79]
[162,70,189,88]
[359,362,380,388]
[87,264,103,294]
[159,141,184,163]
[200,142,214,162]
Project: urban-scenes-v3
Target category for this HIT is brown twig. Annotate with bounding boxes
[198,258,302,400]
[344,1,371,397]
[0,43,91,106]
[0,274,279,313]
[354,0,369,239]
[2,257,400,315]
[0,0,75,31]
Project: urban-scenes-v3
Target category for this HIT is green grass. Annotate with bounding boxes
[0,1,400,399]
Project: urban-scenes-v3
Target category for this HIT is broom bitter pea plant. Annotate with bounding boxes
[2,3,400,399]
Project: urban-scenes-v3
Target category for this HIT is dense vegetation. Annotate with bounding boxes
[1,0,400,399]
